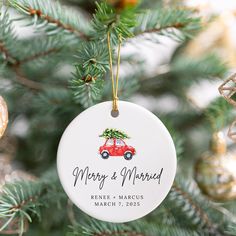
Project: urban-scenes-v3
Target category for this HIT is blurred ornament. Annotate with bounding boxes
[0,154,37,234]
[228,119,236,142]
[108,0,138,9]
[0,96,8,139]
[219,73,236,107]
[219,73,236,142]
[195,132,236,201]
[185,12,236,68]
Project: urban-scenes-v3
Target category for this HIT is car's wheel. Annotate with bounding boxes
[101,151,109,159]
[124,151,133,160]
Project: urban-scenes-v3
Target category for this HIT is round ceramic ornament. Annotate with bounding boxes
[57,101,176,223]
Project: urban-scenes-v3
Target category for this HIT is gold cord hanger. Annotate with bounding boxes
[107,31,122,114]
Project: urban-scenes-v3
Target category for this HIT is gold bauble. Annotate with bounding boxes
[0,96,8,139]
[194,132,236,201]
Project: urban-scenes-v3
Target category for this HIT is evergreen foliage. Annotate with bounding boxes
[133,7,201,41]
[8,0,91,39]
[92,2,136,42]
[0,181,42,234]
[0,0,235,235]
[205,97,234,131]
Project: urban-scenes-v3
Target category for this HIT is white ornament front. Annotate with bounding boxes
[57,101,176,223]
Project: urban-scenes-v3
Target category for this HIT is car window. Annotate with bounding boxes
[116,139,125,146]
[106,139,114,146]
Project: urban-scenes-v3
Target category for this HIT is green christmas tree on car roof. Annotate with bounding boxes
[99,128,130,139]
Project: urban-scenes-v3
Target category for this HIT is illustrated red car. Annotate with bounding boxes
[99,138,136,160]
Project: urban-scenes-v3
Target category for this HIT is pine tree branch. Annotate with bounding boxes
[0,169,66,235]
[93,231,145,236]
[27,7,89,40]
[70,41,109,108]
[0,9,18,64]
[135,22,186,36]
[68,217,201,236]
[8,0,91,40]
[12,65,43,90]
[17,48,61,66]
[205,97,234,131]
[171,183,214,230]
[138,54,227,100]
[70,78,104,108]
[133,8,201,41]
[0,12,62,67]
[0,41,43,90]
[0,181,42,234]
[0,41,17,64]
[68,219,146,236]
[92,2,136,42]
[0,41,43,89]
[1,39,61,68]
[168,181,232,235]
[0,10,61,90]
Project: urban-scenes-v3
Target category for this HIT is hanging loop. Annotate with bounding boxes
[107,31,122,113]
[112,96,119,111]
